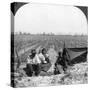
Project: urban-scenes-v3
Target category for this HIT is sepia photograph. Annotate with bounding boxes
[11,2,88,88]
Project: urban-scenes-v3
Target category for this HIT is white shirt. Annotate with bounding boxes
[27,53,49,64]
[33,54,41,64]
[27,56,33,64]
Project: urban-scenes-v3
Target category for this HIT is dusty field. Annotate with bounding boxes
[14,34,87,63]
[12,34,88,87]
[14,62,87,87]
[14,46,88,87]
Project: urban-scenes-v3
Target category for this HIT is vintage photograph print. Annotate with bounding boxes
[11,2,88,88]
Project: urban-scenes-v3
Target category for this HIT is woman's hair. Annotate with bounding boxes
[42,48,47,54]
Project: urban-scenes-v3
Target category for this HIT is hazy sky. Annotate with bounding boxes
[15,3,87,35]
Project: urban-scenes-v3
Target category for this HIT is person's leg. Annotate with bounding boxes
[38,64,41,74]
[26,64,33,76]
[32,64,36,76]
[35,64,41,76]
[54,66,59,75]
[63,61,68,74]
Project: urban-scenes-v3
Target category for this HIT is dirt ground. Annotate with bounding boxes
[14,45,88,87]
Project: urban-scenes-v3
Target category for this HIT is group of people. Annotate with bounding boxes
[24,47,69,77]
[25,48,50,76]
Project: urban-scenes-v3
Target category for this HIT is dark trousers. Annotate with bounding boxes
[32,64,41,76]
[25,64,33,76]
[25,63,41,76]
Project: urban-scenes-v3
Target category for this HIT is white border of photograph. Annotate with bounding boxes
[0,0,89,90]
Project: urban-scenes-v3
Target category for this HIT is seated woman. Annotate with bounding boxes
[41,48,50,63]
[38,48,51,72]
[38,48,47,64]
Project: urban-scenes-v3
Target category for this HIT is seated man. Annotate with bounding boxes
[25,50,34,76]
[26,49,41,76]
[54,48,69,74]
[54,51,63,74]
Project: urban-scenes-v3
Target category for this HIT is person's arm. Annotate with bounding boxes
[46,54,49,58]
[35,54,41,64]
[27,57,30,63]
[27,56,32,64]
[41,56,47,63]
[39,54,47,63]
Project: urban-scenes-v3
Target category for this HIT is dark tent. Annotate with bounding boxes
[54,46,87,74]
[64,47,87,65]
